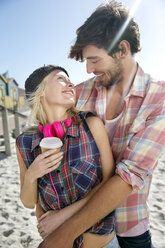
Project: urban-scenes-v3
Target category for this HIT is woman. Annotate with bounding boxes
[16,65,120,248]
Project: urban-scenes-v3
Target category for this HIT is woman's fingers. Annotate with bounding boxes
[39,230,45,239]
[39,159,62,177]
[38,161,61,178]
[47,162,61,173]
[33,150,63,178]
[41,232,47,239]
[47,154,63,168]
[39,151,63,169]
[44,152,63,164]
[38,211,49,222]
[37,223,43,234]
[38,210,55,222]
[40,149,58,159]
[37,223,47,239]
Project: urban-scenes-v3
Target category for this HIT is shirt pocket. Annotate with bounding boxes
[71,157,101,199]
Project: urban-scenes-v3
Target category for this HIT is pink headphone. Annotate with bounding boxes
[38,118,72,138]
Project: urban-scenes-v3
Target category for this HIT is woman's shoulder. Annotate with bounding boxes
[16,131,40,149]
[76,111,103,125]
[75,111,104,137]
[16,132,33,141]
[16,132,32,148]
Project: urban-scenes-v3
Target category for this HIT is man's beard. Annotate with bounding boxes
[98,58,123,89]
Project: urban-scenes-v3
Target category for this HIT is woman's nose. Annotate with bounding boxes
[67,81,74,88]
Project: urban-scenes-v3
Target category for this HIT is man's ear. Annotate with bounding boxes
[118,40,130,58]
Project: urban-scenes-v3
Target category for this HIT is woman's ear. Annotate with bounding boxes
[118,40,130,58]
[40,91,45,104]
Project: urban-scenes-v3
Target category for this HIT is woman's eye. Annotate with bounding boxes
[58,77,64,80]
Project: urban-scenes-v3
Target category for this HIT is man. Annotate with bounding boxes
[38,1,165,247]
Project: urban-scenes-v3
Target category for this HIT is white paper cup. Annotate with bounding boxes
[40,137,63,154]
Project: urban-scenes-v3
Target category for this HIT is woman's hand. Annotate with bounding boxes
[27,150,63,181]
[37,210,74,248]
[37,209,67,239]
[37,229,74,248]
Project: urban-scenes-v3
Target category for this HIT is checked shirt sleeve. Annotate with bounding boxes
[116,91,165,191]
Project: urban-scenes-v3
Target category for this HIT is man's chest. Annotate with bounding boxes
[106,92,125,120]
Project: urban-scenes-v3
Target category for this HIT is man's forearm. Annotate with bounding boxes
[57,174,132,240]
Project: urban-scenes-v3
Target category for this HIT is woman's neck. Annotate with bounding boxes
[45,106,71,123]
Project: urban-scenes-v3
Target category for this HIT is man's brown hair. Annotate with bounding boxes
[69,1,141,61]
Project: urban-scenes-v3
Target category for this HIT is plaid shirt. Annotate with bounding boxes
[16,112,114,248]
[75,66,165,234]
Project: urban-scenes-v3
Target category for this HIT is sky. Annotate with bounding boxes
[0,0,165,89]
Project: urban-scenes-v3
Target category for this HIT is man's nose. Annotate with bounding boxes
[86,61,95,74]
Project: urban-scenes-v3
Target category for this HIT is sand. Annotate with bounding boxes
[0,138,42,248]
[148,151,165,248]
[0,137,165,248]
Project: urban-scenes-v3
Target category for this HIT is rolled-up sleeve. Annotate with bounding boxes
[116,102,165,191]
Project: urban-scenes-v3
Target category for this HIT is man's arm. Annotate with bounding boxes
[63,174,132,239]
[38,175,132,248]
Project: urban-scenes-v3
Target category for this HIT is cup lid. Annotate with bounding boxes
[40,137,63,149]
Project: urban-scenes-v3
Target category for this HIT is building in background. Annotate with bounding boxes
[0,74,7,106]
[0,72,25,109]
[18,87,25,108]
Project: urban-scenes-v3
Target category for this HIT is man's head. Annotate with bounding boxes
[69,1,140,61]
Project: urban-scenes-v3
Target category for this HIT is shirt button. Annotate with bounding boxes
[61,187,64,192]
[56,170,60,173]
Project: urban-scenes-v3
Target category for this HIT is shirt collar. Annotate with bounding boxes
[66,122,80,137]
[95,77,104,90]
[66,113,82,137]
[31,132,43,151]
[129,65,150,98]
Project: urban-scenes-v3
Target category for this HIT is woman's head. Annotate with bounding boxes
[25,65,69,99]
[25,65,75,126]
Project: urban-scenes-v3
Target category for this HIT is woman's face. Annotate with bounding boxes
[41,69,75,108]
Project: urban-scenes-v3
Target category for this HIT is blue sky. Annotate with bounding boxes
[0,0,165,89]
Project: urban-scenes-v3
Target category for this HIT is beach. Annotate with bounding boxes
[0,137,165,248]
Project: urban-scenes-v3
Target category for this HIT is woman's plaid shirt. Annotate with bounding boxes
[16,112,115,247]
[75,66,165,234]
